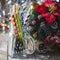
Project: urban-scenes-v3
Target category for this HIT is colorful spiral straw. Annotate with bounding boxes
[11,5,18,36]
[11,14,18,36]
[14,4,25,47]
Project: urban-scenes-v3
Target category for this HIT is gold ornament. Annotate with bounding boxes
[30,2,39,9]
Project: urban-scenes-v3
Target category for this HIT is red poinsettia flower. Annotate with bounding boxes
[35,4,47,14]
[35,0,60,24]
[45,14,56,24]
[44,0,58,9]
[44,0,55,7]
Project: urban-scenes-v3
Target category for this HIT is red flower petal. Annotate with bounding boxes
[44,0,58,10]
[54,3,58,10]
[35,5,41,13]
[45,14,56,24]
[41,13,49,17]
[54,12,60,17]
[35,5,47,14]
[46,0,53,1]
[44,0,54,7]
